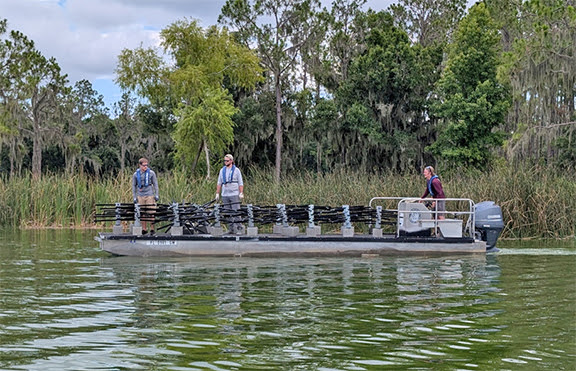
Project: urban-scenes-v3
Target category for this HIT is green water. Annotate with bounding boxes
[0,230,574,370]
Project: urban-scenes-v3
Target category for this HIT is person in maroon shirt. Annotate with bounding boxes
[421,165,446,220]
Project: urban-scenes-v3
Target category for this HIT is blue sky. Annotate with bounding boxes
[1,0,389,111]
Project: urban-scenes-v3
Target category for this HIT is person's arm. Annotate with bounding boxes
[215,170,222,200]
[237,169,244,197]
[422,188,429,199]
[153,172,159,200]
[132,173,137,202]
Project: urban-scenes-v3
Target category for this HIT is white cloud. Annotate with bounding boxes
[2,0,224,82]
[1,0,387,107]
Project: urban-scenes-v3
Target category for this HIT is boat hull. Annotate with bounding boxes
[96,232,487,257]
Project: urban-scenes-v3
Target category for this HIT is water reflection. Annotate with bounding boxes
[89,255,502,369]
[0,232,574,370]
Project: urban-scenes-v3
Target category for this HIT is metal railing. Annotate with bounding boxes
[369,197,476,238]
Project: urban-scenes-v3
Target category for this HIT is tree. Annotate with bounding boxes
[0,19,27,177]
[112,93,143,173]
[389,0,466,47]
[0,19,68,179]
[229,92,277,167]
[307,96,340,172]
[308,0,368,94]
[57,79,108,175]
[489,0,576,169]
[333,10,440,172]
[219,0,322,182]
[429,2,511,168]
[23,53,68,179]
[115,19,262,177]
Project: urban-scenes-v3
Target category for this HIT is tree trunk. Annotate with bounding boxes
[204,139,211,179]
[66,153,75,175]
[274,74,283,183]
[9,140,15,179]
[120,143,126,173]
[191,140,204,175]
[316,141,322,174]
[31,131,42,179]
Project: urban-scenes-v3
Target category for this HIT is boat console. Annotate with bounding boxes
[370,197,504,250]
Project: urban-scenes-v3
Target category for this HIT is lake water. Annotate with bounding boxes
[0,230,574,370]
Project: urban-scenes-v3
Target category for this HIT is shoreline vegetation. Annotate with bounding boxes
[1,166,574,239]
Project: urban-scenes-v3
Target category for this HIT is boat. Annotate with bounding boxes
[94,197,504,257]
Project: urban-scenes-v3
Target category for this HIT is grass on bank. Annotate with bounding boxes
[0,165,574,239]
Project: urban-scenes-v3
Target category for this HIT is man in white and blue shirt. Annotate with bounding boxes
[215,154,244,234]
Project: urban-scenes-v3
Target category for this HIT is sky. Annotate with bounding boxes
[1,0,391,111]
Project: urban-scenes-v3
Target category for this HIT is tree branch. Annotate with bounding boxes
[537,121,576,129]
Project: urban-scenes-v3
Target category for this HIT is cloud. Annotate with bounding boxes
[2,0,226,84]
[1,0,387,107]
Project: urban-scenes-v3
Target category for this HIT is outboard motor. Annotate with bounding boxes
[474,201,504,250]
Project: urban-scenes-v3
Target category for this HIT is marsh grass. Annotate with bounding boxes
[0,165,573,238]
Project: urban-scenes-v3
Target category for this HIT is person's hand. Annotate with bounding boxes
[133,197,138,204]
[239,192,244,199]
[215,193,220,201]
[155,196,159,202]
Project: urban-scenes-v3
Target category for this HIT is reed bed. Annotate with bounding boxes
[0,165,573,239]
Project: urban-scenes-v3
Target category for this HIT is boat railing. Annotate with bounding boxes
[369,197,476,238]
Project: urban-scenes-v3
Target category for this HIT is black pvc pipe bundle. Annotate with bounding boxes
[94,201,397,231]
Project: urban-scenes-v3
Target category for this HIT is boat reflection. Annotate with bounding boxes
[100,254,502,329]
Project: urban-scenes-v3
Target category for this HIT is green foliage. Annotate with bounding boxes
[309,0,367,92]
[115,19,263,176]
[389,0,467,46]
[0,165,573,239]
[488,0,576,169]
[553,133,576,171]
[115,47,167,102]
[430,2,511,168]
[0,20,68,178]
[334,10,443,172]
[219,0,323,182]
[132,102,177,172]
[173,87,237,166]
[458,163,576,239]
[230,93,276,167]
[305,97,339,171]
[1,2,573,183]
[57,79,109,175]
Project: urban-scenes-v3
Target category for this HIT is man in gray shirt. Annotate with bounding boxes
[215,154,244,234]
[132,157,159,234]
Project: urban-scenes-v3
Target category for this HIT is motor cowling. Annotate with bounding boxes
[474,201,504,250]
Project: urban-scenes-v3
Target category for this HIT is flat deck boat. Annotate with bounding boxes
[95,197,504,257]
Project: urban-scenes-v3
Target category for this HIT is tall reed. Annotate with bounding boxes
[0,165,573,238]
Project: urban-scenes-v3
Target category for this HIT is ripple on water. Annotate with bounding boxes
[1,233,574,370]
[496,248,576,255]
